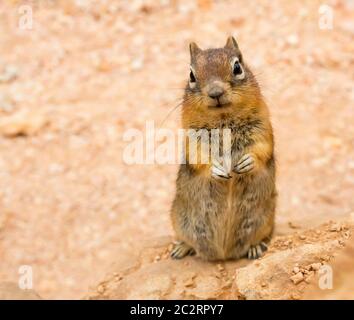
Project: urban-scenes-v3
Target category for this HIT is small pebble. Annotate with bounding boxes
[286,34,299,46]
[291,293,301,300]
[97,284,105,294]
[114,275,123,281]
[311,262,322,271]
[0,65,18,83]
[184,278,195,288]
[329,224,341,232]
[305,271,314,283]
[217,264,225,272]
[290,272,304,285]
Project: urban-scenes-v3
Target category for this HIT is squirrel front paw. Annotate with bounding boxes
[234,153,255,174]
[171,241,196,259]
[211,159,231,180]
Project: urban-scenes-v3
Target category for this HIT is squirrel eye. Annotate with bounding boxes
[189,70,196,83]
[233,61,242,76]
[189,68,196,89]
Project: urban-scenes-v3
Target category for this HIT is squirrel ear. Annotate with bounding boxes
[224,36,239,50]
[189,42,201,59]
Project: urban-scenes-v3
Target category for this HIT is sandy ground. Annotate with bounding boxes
[0,0,353,299]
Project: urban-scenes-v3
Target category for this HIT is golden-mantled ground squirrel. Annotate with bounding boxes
[171,36,277,261]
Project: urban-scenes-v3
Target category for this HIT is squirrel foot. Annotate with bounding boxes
[247,242,268,259]
[211,159,231,180]
[171,241,196,259]
[234,153,255,174]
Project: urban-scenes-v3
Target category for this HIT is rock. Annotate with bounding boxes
[97,284,105,294]
[310,263,322,271]
[234,240,342,299]
[0,65,18,83]
[86,221,353,300]
[0,282,41,300]
[304,271,315,283]
[288,221,301,229]
[290,272,304,285]
[130,57,144,70]
[86,236,241,300]
[0,109,48,137]
[286,34,299,47]
[291,293,301,300]
[183,277,195,288]
[154,255,161,262]
[329,223,342,232]
[304,237,354,299]
[293,266,300,274]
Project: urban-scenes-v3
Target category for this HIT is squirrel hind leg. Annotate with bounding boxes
[171,241,196,260]
[247,242,268,260]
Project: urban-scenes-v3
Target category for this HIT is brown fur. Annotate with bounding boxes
[171,37,277,261]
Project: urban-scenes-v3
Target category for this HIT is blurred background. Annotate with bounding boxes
[0,0,353,299]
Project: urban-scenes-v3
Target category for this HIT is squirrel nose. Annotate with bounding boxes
[208,87,224,99]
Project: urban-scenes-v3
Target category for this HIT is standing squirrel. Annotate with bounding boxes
[171,36,277,261]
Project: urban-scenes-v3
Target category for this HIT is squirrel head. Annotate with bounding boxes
[185,36,260,113]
